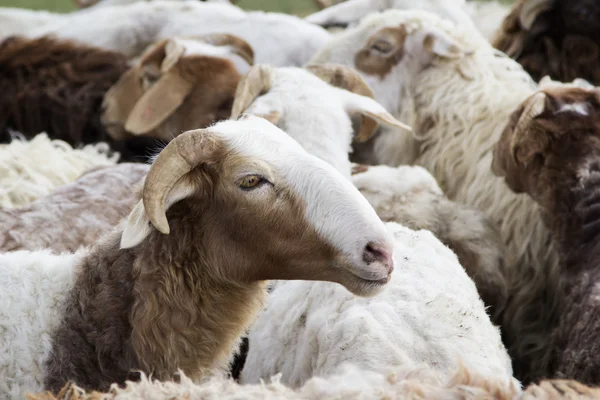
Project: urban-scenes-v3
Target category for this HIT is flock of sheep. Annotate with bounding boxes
[0,0,599,398]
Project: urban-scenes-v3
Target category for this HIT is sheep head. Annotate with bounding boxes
[230,63,410,143]
[492,82,600,211]
[101,34,254,143]
[309,11,473,116]
[120,115,396,297]
[493,0,600,84]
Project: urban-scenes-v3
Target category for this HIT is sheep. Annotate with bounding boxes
[27,362,522,400]
[0,33,253,162]
[0,163,149,253]
[0,7,65,40]
[0,133,119,209]
[0,115,395,398]
[28,1,331,67]
[305,0,509,41]
[492,0,600,85]
[350,163,507,311]
[230,63,411,179]
[74,0,235,9]
[308,9,558,383]
[491,83,600,385]
[240,220,516,390]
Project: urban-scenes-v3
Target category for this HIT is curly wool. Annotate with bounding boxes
[0,133,119,208]
[27,363,520,400]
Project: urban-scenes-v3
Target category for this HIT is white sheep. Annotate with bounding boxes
[309,9,555,381]
[240,221,518,391]
[0,7,65,40]
[74,0,234,9]
[350,163,508,310]
[230,63,411,178]
[0,163,149,253]
[305,0,509,41]
[0,133,119,209]
[0,115,395,398]
[27,1,331,66]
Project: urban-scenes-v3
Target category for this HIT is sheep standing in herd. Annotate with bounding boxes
[492,83,600,385]
[0,33,253,162]
[309,9,558,382]
[0,163,148,253]
[492,0,600,85]
[0,116,396,397]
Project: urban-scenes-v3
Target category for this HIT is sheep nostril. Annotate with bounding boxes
[363,242,394,274]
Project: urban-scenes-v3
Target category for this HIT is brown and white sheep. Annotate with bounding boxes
[0,34,253,162]
[0,163,149,253]
[492,83,600,385]
[0,116,395,397]
[492,0,600,85]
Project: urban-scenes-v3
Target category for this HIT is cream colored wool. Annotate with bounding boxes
[0,133,119,209]
[28,363,521,400]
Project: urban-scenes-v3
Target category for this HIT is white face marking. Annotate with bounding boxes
[556,102,589,116]
[215,116,394,280]
[173,38,251,74]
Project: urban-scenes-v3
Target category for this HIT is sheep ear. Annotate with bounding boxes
[422,28,470,59]
[121,179,196,249]
[343,92,412,142]
[124,69,194,135]
[519,0,555,30]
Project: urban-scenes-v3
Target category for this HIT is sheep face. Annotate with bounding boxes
[310,11,472,117]
[121,116,395,297]
[492,83,600,210]
[101,34,254,143]
[493,0,600,84]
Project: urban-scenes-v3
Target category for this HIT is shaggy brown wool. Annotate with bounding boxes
[492,0,600,85]
[0,35,157,162]
[492,85,600,385]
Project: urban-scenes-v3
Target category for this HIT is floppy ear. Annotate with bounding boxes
[120,179,195,249]
[342,92,412,142]
[421,27,471,59]
[125,40,194,135]
[102,68,144,140]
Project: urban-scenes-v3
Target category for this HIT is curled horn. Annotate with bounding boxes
[198,33,255,66]
[512,91,547,162]
[72,0,101,8]
[142,129,221,234]
[230,64,274,119]
[519,0,555,30]
[306,63,381,141]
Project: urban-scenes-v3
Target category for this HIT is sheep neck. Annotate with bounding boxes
[43,220,266,393]
[545,163,600,282]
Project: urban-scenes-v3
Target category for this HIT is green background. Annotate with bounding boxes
[0,0,515,15]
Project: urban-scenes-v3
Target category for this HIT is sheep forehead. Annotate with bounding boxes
[172,38,251,74]
[357,9,458,38]
[214,116,391,251]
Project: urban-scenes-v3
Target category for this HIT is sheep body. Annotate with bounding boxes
[241,222,516,389]
[0,163,149,253]
[0,133,119,208]
[30,1,331,66]
[310,10,556,381]
[0,7,64,40]
[351,164,507,308]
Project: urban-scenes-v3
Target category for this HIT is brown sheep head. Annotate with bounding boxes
[493,0,600,84]
[101,34,254,143]
[492,82,600,212]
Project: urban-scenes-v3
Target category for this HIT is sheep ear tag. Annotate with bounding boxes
[125,70,194,136]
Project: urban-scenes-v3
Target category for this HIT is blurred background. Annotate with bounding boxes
[0,0,516,15]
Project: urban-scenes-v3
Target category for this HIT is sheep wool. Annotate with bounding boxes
[0,133,118,208]
[241,222,517,392]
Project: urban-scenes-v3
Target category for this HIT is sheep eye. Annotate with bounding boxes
[237,175,267,190]
[371,40,394,54]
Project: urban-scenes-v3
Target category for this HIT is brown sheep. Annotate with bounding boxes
[0,34,254,162]
[492,0,600,85]
[0,163,149,253]
[492,83,600,384]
